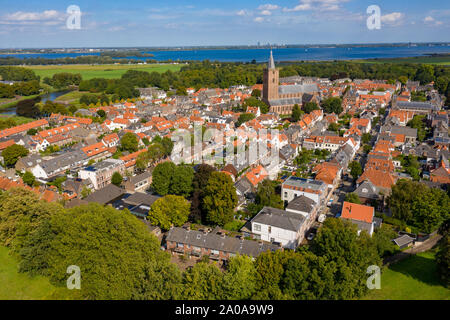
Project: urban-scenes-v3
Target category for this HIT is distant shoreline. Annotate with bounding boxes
[1,42,449,53]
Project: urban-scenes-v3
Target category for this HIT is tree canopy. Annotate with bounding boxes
[148,195,191,231]
[202,172,238,226]
[2,144,29,167]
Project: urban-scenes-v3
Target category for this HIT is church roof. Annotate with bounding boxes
[268,50,275,69]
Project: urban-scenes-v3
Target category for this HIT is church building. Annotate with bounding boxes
[263,50,319,115]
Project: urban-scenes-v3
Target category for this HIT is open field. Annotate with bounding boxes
[26,64,183,80]
[0,246,56,300]
[351,55,450,65]
[0,115,35,124]
[364,250,450,300]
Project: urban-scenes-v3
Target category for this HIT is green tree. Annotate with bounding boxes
[181,262,224,300]
[120,132,139,153]
[414,65,434,85]
[161,137,174,156]
[302,102,319,114]
[436,234,450,288]
[2,144,29,167]
[148,195,190,231]
[388,180,449,233]
[27,128,38,136]
[111,172,123,187]
[345,193,361,204]
[203,172,238,226]
[322,97,343,114]
[248,179,284,216]
[328,122,340,132]
[37,203,179,299]
[191,164,216,223]
[310,218,381,299]
[22,171,35,187]
[147,143,165,165]
[81,186,91,199]
[291,104,302,122]
[171,165,194,198]
[151,161,176,196]
[96,110,106,118]
[362,133,372,144]
[0,188,63,252]
[349,161,362,180]
[372,224,398,257]
[237,113,256,127]
[251,89,261,97]
[222,255,258,300]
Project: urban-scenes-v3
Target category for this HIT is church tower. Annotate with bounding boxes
[263,50,279,105]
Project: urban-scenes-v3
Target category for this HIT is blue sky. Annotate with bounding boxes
[0,0,449,48]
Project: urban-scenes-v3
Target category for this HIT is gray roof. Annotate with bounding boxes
[122,192,160,207]
[286,195,316,214]
[166,227,281,258]
[128,171,152,185]
[39,150,88,175]
[278,84,318,95]
[252,207,306,232]
[283,176,327,193]
[382,125,418,138]
[393,234,415,247]
[269,97,303,107]
[85,184,125,205]
[235,178,252,195]
[355,180,379,200]
[396,101,439,112]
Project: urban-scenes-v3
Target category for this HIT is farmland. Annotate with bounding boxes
[26,63,184,80]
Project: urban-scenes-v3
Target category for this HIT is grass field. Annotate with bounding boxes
[54,90,88,103]
[364,250,450,300]
[26,63,183,80]
[0,246,57,300]
[0,115,35,124]
[352,55,450,65]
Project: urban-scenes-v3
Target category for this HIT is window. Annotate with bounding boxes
[268,226,272,234]
[254,224,261,232]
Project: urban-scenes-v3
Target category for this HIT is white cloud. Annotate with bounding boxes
[258,4,279,11]
[424,15,443,26]
[260,10,272,16]
[4,10,64,22]
[0,10,66,25]
[283,0,348,12]
[254,17,265,23]
[236,10,247,16]
[381,12,404,25]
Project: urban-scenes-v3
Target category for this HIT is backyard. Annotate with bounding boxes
[364,250,450,300]
[0,246,56,300]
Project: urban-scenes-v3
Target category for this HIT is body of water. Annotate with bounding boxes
[0,90,70,116]
[1,44,450,63]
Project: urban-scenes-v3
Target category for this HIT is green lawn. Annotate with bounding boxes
[54,90,86,102]
[0,246,57,300]
[364,250,450,300]
[27,63,183,80]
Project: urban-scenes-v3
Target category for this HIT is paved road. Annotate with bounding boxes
[383,234,443,266]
